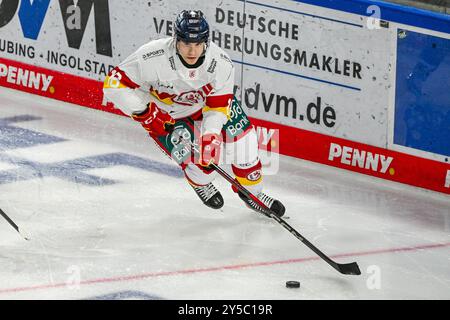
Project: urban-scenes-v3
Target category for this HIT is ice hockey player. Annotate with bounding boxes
[103,10,285,217]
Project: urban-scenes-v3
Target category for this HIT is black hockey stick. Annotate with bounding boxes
[208,163,361,275]
[168,125,360,275]
[0,208,30,240]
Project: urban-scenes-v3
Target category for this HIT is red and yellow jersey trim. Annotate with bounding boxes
[202,105,230,118]
[203,94,233,118]
[232,161,263,186]
[103,67,140,90]
[235,175,263,186]
[150,87,177,105]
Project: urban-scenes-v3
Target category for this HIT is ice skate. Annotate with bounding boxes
[191,182,224,210]
[238,191,285,217]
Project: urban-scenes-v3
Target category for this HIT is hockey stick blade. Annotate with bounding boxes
[268,207,361,276]
[18,227,31,241]
[335,261,361,275]
[212,163,362,276]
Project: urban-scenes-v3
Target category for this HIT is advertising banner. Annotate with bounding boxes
[215,0,393,148]
[1,0,449,194]
[0,0,393,146]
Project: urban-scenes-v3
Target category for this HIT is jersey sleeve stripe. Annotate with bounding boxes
[205,94,233,109]
[202,106,230,118]
[232,162,263,186]
[103,67,140,90]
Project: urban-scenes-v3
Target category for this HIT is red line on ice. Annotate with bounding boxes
[1,241,449,295]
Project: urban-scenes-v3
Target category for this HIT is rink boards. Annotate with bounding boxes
[0,0,449,194]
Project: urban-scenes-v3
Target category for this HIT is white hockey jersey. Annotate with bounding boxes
[103,37,235,135]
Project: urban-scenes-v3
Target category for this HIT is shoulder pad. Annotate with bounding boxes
[206,42,234,82]
[208,42,233,68]
[137,38,170,62]
[136,38,175,81]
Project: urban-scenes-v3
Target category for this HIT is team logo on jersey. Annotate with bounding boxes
[207,59,217,73]
[247,170,261,181]
[176,90,204,105]
[189,70,196,78]
[151,83,213,106]
[174,84,213,106]
[142,49,164,60]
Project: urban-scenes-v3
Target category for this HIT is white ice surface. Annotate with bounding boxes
[0,87,449,300]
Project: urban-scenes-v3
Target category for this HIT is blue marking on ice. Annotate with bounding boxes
[0,115,66,150]
[0,115,183,185]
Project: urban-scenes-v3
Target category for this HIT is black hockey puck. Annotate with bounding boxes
[286,281,300,288]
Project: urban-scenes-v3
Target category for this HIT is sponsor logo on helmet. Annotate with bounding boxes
[175,10,209,44]
[247,170,261,181]
[142,49,164,60]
